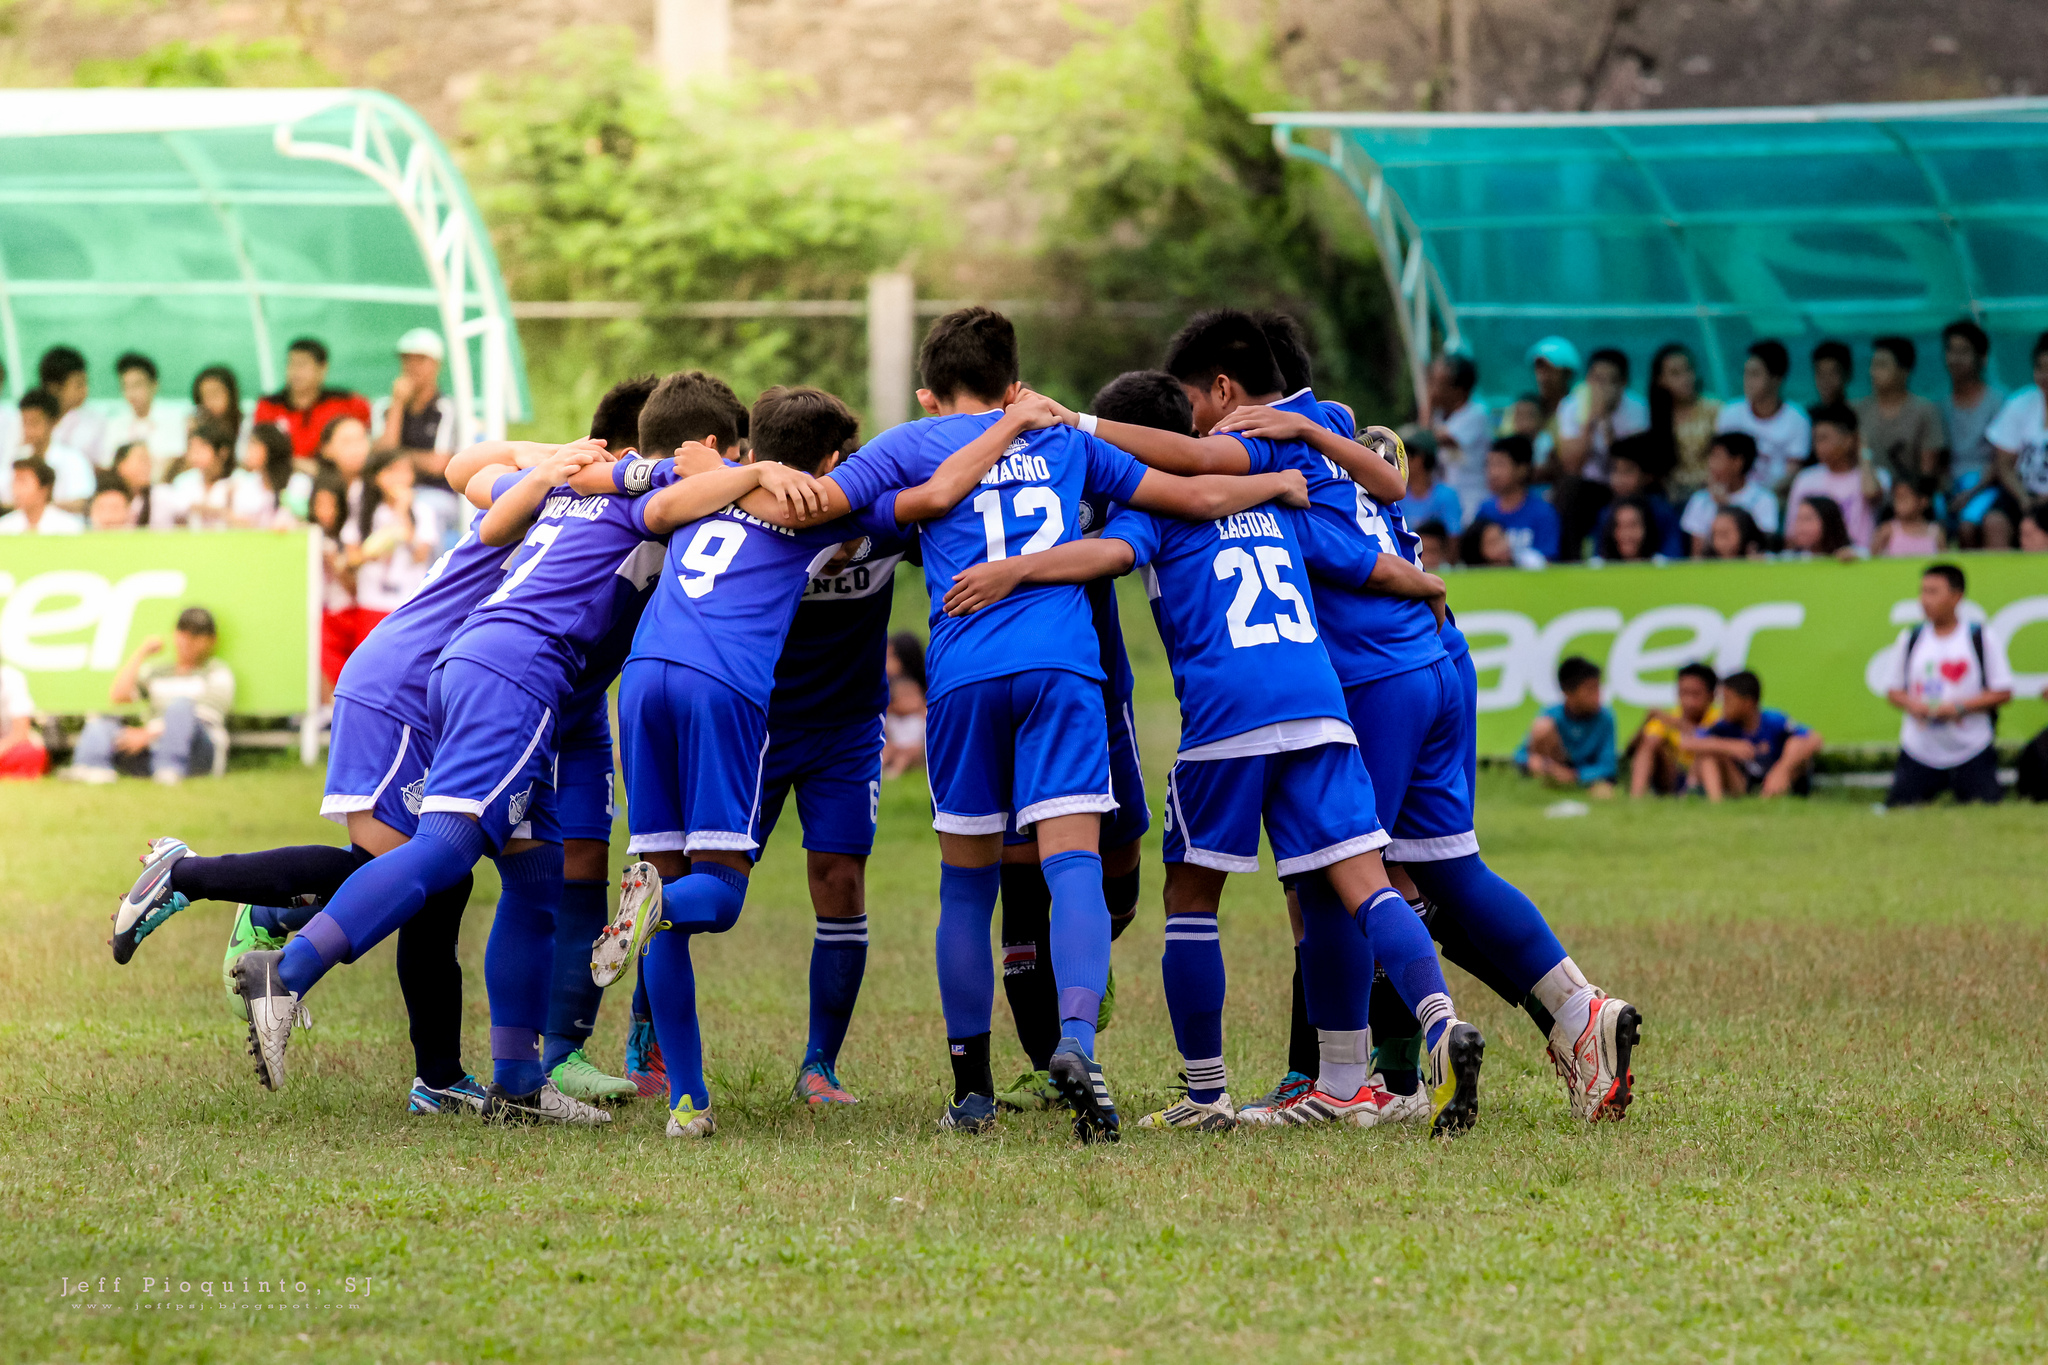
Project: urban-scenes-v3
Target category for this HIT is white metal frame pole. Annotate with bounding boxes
[657,0,732,89]
[866,271,915,431]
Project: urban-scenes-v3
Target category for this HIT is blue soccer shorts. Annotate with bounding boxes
[1344,655,1479,864]
[1162,740,1387,877]
[419,659,560,853]
[1000,688,1150,849]
[757,714,885,859]
[618,659,770,857]
[1450,646,1479,805]
[926,668,1116,836]
[553,697,617,845]
[320,697,434,838]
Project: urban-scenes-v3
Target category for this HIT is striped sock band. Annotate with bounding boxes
[1162,915,1220,945]
[1415,991,1455,1051]
[815,913,869,946]
[1183,1055,1228,1096]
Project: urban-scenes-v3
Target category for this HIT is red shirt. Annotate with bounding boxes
[254,388,372,458]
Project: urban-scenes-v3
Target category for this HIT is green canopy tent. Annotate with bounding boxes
[1258,98,2048,413]
[0,88,526,440]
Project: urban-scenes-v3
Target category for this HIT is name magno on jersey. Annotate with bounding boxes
[769,507,912,730]
[826,412,1147,699]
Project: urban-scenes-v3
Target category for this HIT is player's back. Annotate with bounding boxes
[769,520,912,730]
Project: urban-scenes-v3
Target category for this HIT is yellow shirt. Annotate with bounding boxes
[1642,704,1719,763]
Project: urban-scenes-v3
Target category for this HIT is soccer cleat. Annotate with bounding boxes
[1096,967,1117,1034]
[1136,1093,1237,1131]
[221,904,286,1022]
[667,1096,716,1138]
[1237,1080,1398,1128]
[993,1069,1062,1113]
[549,1049,638,1103]
[591,862,662,988]
[1234,1070,1313,1123]
[483,1081,612,1125]
[791,1060,858,1105]
[937,1092,999,1134]
[231,948,309,1091]
[1047,1039,1121,1144]
[624,1017,668,1099]
[1549,994,1640,1122]
[1427,1021,1486,1137]
[112,837,193,964]
[408,1074,488,1115]
[1368,1082,1434,1128]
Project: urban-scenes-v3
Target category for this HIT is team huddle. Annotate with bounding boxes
[108,307,1640,1142]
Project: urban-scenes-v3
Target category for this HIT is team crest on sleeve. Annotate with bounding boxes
[1077,500,1098,533]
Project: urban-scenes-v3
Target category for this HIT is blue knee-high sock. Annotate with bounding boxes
[805,914,868,1068]
[1161,911,1226,1103]
[642,925,706,1110]
[631,968,650,1020]
[1354,885,1454,1050]
[543,879,610,1073]
[935,863,1001,1039]
[1294,874,1373,1034]
[276,813,486,998]
[1043,848,1109,1057]
[1407,854,1566,998]
[663,864,749,933]
[485,845,564,1096]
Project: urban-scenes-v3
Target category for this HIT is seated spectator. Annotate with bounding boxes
[1476,435,1559,564]
[1649,342,1720,499]
[1550,346,1648,560]
[319,412,372,498]
[1398,432,1464,534]
[1427,351,1491,518]
[346,448,445,628]
[166,420,237,530]
[1941,320,2007,544]
[1507,336,1578,464]
[373,328,460,535]
[1883,563,2014,806]
[882,631,927,778]
[2021,504,2048,552]
[1685,670,1823,798]
[1628,661,1720,798]
[312,470,356,703]
[1808,338,1852,414]
[230,426,301,528]
[254,337,371,459]
[1706,505,1770,560]
[1504,392,1549,456]
[1985,330,2048,538]
[1514,655,1617,796]
[65,607,234,785]
[0,459,84,535]
[190,364,249,464]
[0,655,46,778]
[1681,432,1780,554]
[105,352,192,470]
[1414,519,1452,572]
[1595,437,1681,556]
[1872,477,1946,557]
[13,390,94,511]
[1716,339,1812,492]
[109,441,161,529]
[1594,496,1660,563]
[1789,404,1884,547]
[1785,495,1857,560]
[39,345,108,468]
[88,473,133,530]
[1458,516,1516,568]
[1857,336,1945,489]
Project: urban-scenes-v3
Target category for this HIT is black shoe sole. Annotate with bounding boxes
[1431,1022,1485,1137]
[1047,1053,1121,1145]
[1600,1004,1642,1120]
[111,926,141,966]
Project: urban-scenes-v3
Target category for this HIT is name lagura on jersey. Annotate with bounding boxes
[1216,509,1285,542]
[541,493,612,522]
[981,440,1052,486]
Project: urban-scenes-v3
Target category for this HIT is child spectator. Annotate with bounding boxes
[1458,516,1516,568]
[1706,505,1769,560]
[311,471,354,702]
[1789,404,1884,547]
[1941,320,2007,543]
[882,631,927,778]
[1505,392,1548,455]
[1985,330,2048,535]
[1515,655,1617,796]
[13,390,94,511]
[318,413,372,503]
[1857,336,1944,489]
[1476,435,1560,563]
[189,364,249,469]
[1557,346,1650,484]
[88,473,133,530]
[0,458,84,535]
[1628,661,1720,797]
[1415,519,1453,572]
[254,337,371,459]
[110,441,161,529]
[1883,563,2014,806]
[1872,477,1946,557]
[66,607,234,785]
[1398,432,1464,533]
[1716,339,1812,491]
[1786,495,1857,560]
[1686,670,1823,799]
[1649,342,1720,499]
[1596,436,1682,556]
[345,448,443,628]
[1681,432,1780,554]
[38,345,108,467]
[0,656,45,778]
[230,426,301,528]
[1426,351,1491,517]
[1808,338,1853,413]
[1595,496,1659,563]
[105,352,191,470]
[166,420,237,529]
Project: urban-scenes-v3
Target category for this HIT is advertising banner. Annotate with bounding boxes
[0,530,317,718]
[1447,555,2048,755]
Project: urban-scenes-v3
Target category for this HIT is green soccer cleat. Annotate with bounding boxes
[548,1049,638,1103]
[993,1069,1062,1113]
[667,1096,716,1138]
[222,904,286,1022]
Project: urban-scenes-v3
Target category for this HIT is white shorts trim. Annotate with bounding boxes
[1175,846,1263,874]
[932,810,1011,836]
[420,796,487,816]
[481,710,553,809]
[685,830,761,854]
[319,794,376,825]
[627,832,687,854]
[1016,792,1119,828]
[1385,830,1480,863]
[1275,829,1392,878]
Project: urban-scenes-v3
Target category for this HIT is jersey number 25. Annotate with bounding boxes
[1214,546,1316,648]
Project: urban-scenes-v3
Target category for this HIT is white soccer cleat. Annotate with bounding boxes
[112,836,193,964]
[1136,1092,1237,1131]
[666,1097,716,1138]
[1549,993,1640,1121]
[483,1081,612,1125]
[231,948,309,1091]
[591,861,663,987]
[1238,1080,1399,1128]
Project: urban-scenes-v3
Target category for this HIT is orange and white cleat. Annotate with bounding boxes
[1549,993,1640,1121]
[791,1060,859,1106]
[590,861,663,987]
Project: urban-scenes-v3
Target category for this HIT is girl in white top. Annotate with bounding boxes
[345,449,444,617]
[167,421,237,529]
[229,426,301,529]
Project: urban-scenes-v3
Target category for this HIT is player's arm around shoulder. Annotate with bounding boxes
[893,394,1063,524]
[473,438,607,546]
[640,458,828,536]
[942,535,1137,618]
[1125,465,1310,522]
[1213,406,1408,504]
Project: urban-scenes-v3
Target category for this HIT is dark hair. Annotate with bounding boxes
[1608,429,1667,484]
[1677,661,1719,691]
[2032,330,2048,362]
[1923,562,1967,595]
[1435,352,1478,395]
[2029,504,2048,538]
[918,306,1018,404]
[1722,670,1763,702]
[1587,347,1630,383]
[1748,339,1790,380]
[114,351,158,382]
[1163,309,1284,397]
[37,345,86,389]
[1490,434,1534,468]
[1898,473,1939,504]
[1810,400,1859,436]
[1598,496,1658,561]
[1942,319,1990,361]
[357,447,407,540]
[18,389,58,420]
[249,425,295,495]
[1647,343,1696,473]
[308,470,348,536]
[11,457,54,491]
[1799,495,1852,554]
[1458,515,1505,566]
[1872,335,1917,372]
[1253,310,1314,393]
[1406,428,1440,473]
[1091,370,1195,435]
[639,370,745,456]
[316,412,366,459]
[93,468,127,498]
[589,374,659,453]
[191,364,243,424]
[287,337,330,366]
[1557,655,1602,693]
[888,631,927,692]
[1810,338,1852,374]
[191,417,237,459]
[750,387,859,473]
[1709,506,1767,558]
[1710,430,1759,475]
[175,606,217,636]
[1416,517,1450,542]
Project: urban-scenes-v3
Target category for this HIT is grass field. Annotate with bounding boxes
[5,583,2048,1361]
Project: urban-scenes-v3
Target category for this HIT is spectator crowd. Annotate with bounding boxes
[1406,322,2048,569]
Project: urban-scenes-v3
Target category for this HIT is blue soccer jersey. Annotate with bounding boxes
[826,412,1147,698]
[768,510,913,731]
[1103,502,1364,754]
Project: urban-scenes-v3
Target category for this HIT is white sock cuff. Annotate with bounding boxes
[1415,992,1455,1040]
[1318,1028,1372,1067]
[815,915,869,946]
[1530,957,1591,1014]
[1162,913,1219,942]
[1183,1055,1228,1090]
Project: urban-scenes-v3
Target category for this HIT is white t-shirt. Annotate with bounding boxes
[0,663,34,729]
[1556,386,1649,482]
[53,405,108,467]
[104,398,195,468]
[1715,399,1812,489]
[1679,481,1781,540]
[348,500,448,613]
[166,469,233,529]
[1433,399,1494,517]
[1985,386,2048,500]
[0,505,85,535]
[1787,462,1882,548]
[1890,621,2013,768]
[10,441,96,507]
[226,467,281,527]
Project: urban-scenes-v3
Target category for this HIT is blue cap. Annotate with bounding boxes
[1525,336,1582,372]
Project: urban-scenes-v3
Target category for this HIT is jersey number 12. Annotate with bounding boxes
[972,487,1064,562]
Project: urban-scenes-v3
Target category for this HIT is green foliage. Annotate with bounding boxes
[73,35,339,88]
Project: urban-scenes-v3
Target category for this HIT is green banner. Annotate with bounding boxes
[1447,554,2048,755]
[0,530,316,716]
